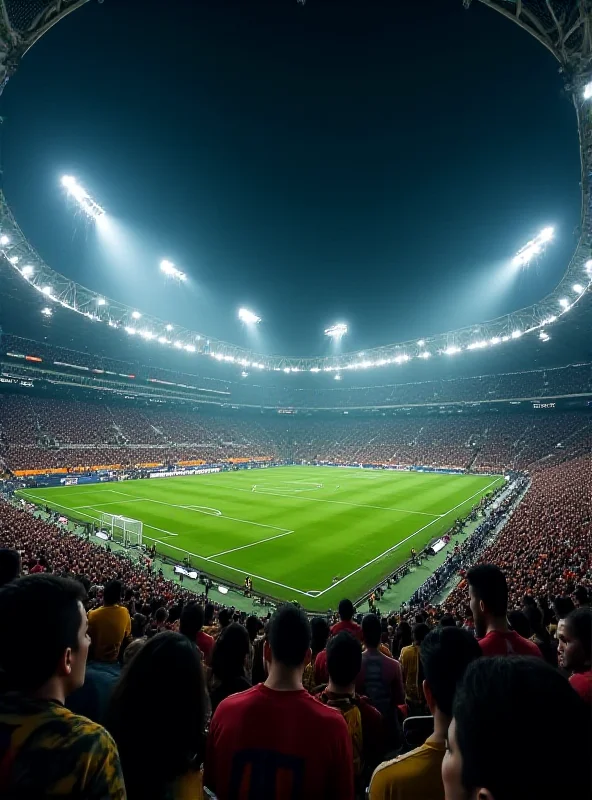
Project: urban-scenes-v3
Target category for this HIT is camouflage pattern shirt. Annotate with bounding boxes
[0,693,126,798]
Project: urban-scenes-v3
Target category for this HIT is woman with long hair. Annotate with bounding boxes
[209,622,251,714]
[106,631,208,800]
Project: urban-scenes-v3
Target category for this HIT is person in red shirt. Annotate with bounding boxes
[179,602,214,664]
[331,599,364,642]
[204,604,354,800]
[467,564,542,658]
[558,606,592,705]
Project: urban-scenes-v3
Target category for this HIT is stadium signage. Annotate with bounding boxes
[532,402,556,409]
[149,467,221,479]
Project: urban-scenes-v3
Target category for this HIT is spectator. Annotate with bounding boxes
[204,604,354,800]
[370,626,481,800]
[87,579,132,664]
[442,657,592,800]
[357,614,404,745]
[130,612,148,639]
[523,604,556,666]
[218,607,232,630]
[467,564,542,658]
[399,623,430,714]
[209,622,252,714]
[107,631,207,799]
[0,547,20,586]
[574,585,590,608]
[180,601,215,663]
[331,598,364,641]
[392,620,412,659]
[439,615,456,628]
[304,616,330,692]
[558,607,592,705]
[316,631,385,789]
[0,575,125,797]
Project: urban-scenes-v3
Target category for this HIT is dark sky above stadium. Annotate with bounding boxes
[1,0,581,357]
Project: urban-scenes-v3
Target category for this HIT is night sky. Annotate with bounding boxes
[0,0,581,358]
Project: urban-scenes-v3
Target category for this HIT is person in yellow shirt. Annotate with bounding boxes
[87,579,132,663]
[370,626,481,800]
[399,623,429,714]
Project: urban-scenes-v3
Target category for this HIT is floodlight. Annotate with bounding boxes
[8,255,19,264]
[238,308,261,324]
[21,265,34,278]
[490,337,501,345]
[131,311,141,320]
[419,351,431,359]
[0,235,9,245]
[586,260,592,274]
[157,336,167,344]
[124,326,136,335]
[324,323,348,339]
[41,286,53,296]
[310,367,321,372]
[185,344,196,353]
[41,307,52,317]
[241,371,249,378]
[174,341,183,348]
[539,331,550,341]
[334,374,342,380]
[443,346,461,355]
[511,330,522,338]
[513,227,554,267]
[467,340,488,350]
[166,324,173,331]
[417,339,425,347]
[140,330,153,340]
[559,297,570,309]
[573,284,584,294]
[61,175,105,219]
[97,297,106,306]
[544,316,557,324]
[584,82,592,100]
[160,259,187,281]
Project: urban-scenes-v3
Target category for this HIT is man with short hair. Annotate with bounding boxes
[87,579,132,663]
[558,606,592,704]
[399,622,430,714]
[467,564,542,658]
[0,575,126,797]
[331,598,363,641]
[180,601,215,663]
[0,547,20,586]
[369,626,481,800]
[316,632,385,785]
[204,604,354,799]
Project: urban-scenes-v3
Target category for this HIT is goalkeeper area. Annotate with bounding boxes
[17,466,504,611]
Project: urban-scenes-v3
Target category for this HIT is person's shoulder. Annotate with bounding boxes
[370,744,439,792]
[214,683,262,716]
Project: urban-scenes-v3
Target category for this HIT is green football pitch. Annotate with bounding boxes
[18,467,503,612]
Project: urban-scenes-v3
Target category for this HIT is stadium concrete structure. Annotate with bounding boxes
[0,2,591,610]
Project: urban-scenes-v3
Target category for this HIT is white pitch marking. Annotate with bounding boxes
[207,529,295,559]
[313,478,502,596]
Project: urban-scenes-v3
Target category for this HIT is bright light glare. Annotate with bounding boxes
[160,259,187,281]
[334,374,342,380]
[443,346,461,355]
[61,175,105,219]
[21,265,34,278]
[586,260,592,274]
[157,336,168,344]
[559,297,570,309]
[131,311,141,320]
[0,235,9,245]
[41,286,52,296]
[185,344,196,353]
[41,307,52,317]
[572,284,584,294]
[417,339,425,347]
[166,324,173,331]
[512,227,554,267]
[490,337,501,345]
[584,82,592,100]
[511,330,522,338]
[8,255,19,264]
[97,297,106,306]
[238,308,261,325]
[324,323,348,339]
[419,351,431,359]
[124,326,136,335]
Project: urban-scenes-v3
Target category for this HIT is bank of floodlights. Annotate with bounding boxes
[61,176,105,220]
[324,323,348,339]
[160,260,187,281]
[584,82,592,100]
[512,227,554,267]
[238,308,261,324]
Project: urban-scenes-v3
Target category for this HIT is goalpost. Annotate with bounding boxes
[99,512,143,548]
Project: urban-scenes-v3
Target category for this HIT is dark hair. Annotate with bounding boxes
[338,598,355,621]
[565,607,592,656]
[574,586,590,606]
[412,623,430,645]
[154,607,168,624]
[467,564,508,617]
[327,632,362,687]
[218,608,232,628]
[204,603,215,626]
[507,610,531,639]
[107,631,207,800]
[362,613,381,648]
[553,595,575,619]
[245,615,263,642]
[420,626,481,717]
[179,602,204,641]
[103,579,123,606]
[211,623,251,682]
[439,614,456,628]
[0,575,85,691]
[453,658,591,799]
[131,613,148,639]
[310,617,330,655]
[0,548,20,587]
[522,605,546,638]
[268,605,311,667]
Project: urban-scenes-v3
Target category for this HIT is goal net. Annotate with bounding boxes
[99,512,143,548]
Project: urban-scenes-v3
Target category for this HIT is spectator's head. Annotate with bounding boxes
[179,602,204,642]
[362,613,381,649]
[523,605,545,638]
[211,623,251,682]
[412,622,430,645]
[507,610,531,639]
[310,617,330,654]
[467,564,508,637]
[107,631,207,800]
[396,620,413,646]
[204,603,215,626]
[131,613,147,639]
[439,614,457,628]
[338,598,355,621]
[122,637,145,665]
[0,548,21,587]
[245,615,263,642]
[264,605,311,675]
[103,579,123,606]
[443,657,591,800]
[558,607,592,674]
[218,608,232,629]
[574,585,590,608]
[154,607,168,626]
[326,632,362,692]
[0,575,88,699]
[420,627,481,720]
[552,595,575,620]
